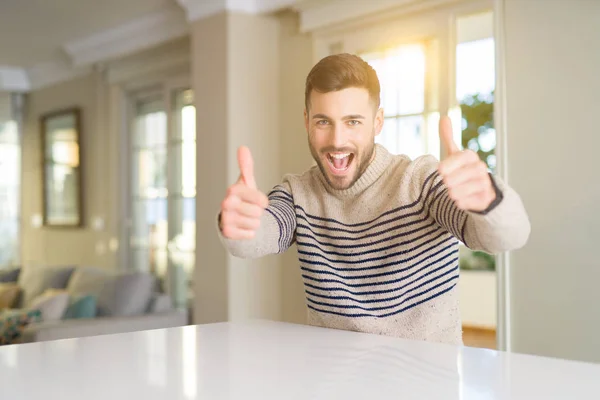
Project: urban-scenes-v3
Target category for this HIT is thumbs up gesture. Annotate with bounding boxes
[219,146,269,239]
[437,116,496,212]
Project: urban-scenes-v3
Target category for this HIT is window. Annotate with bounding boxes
[127,84,196,308]
[0,94,21,269]
[362,42,441,160]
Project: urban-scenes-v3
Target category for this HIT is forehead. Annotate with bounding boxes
[308,87,374,116]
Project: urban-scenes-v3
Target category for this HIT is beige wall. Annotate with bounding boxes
[192,11,283,324]
[21,73,119,269]
[502,0,600,363]
[277,10,314,324]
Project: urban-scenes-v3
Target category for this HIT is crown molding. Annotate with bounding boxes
[26,59,92,91]
[296,0,467,33]
[0,67,30,92]
[177,0,300,21]
[63,6,189,67]
[106,39,191,84]
[177,0,255,21]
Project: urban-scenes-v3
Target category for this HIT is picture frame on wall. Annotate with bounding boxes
[40,107,83,228]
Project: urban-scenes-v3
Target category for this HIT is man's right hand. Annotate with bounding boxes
[219,146,269,240]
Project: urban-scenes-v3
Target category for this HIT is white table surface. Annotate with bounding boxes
[1,319,599,399]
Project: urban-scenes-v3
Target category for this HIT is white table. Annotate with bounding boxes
[1,320,599,399]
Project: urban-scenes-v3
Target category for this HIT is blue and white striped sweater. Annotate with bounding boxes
[220,144,530,344]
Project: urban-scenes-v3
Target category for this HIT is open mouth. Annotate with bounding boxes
[326,152,354,174]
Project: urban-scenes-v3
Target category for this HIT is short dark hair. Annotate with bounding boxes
[304,53,381,111]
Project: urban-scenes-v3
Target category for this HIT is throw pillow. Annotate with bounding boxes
[17,265,76,308]
[64,295,97,319]
[0,309,42,345]
[28,291,70,321]
[0,283,21,310]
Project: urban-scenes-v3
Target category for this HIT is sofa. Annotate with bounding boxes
[0,265,188,344]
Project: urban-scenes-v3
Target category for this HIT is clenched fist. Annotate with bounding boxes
[219,146,269,240]
[437,116,497,212]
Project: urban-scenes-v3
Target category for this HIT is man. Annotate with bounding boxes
[217,53,530,345]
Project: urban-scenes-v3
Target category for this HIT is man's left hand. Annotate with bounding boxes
[437,116,496,212]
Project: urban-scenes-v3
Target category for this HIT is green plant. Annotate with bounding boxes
[460,91,495,173]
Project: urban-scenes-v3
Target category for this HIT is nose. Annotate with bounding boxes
[331,123,348,149]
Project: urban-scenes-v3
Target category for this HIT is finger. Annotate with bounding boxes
[439,116,460,156]
[221,194,265,219]
[228,184,268,209]
[221,225,257,240]
[447,176,492,202]
[237,146,257,189]
[438,149,479,177]
[235,201,265,219]
[221,208,261,229]
[443,160,489,188]
[453,191,496,212]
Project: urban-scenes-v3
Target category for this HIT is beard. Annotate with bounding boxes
[308,137,376,191]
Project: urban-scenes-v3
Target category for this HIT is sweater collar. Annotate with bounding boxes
[316,144,394,198]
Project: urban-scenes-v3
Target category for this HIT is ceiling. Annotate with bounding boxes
[0,0,177,68]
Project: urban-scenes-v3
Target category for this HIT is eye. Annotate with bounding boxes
[347,120,361,126]
[316,119,329,125]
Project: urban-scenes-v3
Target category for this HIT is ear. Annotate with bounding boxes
[374,107,384,136]
[304,108,309,132]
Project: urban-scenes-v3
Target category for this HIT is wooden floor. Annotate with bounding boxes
[462,326,496,350]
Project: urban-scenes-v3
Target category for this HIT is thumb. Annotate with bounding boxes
[439,116,460,155]
[237,146,257,189]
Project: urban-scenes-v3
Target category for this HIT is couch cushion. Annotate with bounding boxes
[147,293,173,313]
[67,266,155,317]
[0,268,21,283]
[0,283,20,309]
[17,265,76,307]
[96,272,155,317]
[66,266,111,297]
[28,290,70,321]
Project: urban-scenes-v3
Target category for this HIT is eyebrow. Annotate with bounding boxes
[312,114,366,120]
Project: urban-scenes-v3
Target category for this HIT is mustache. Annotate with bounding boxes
[321,147,356,154]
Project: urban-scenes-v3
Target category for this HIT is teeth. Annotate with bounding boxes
[329,153,350,159]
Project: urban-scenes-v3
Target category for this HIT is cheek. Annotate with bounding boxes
[308,127,326,147]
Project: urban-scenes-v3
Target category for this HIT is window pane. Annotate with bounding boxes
[135,110,167,147]
[131,198,168,247]
[0,102,20,268]
[396,45,426,115]
[398,116,425,161]
[456,35,496,174]
[364,44,426,116]
[133,149,167,197]
[131,248,150,273]
[375,118,398,154]
[168,141,196,197]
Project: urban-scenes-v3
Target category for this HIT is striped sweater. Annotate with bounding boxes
[218,144,530,345]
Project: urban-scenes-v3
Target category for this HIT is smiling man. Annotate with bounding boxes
[217,53,530,345]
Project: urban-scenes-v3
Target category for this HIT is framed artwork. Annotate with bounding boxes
[40,107,83,227]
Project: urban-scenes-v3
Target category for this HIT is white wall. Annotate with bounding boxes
[460,271,496,328]
[502,0,600,363]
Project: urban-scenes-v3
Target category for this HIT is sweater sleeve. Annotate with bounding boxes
[216,181,297,259]
[416,155,531,254]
